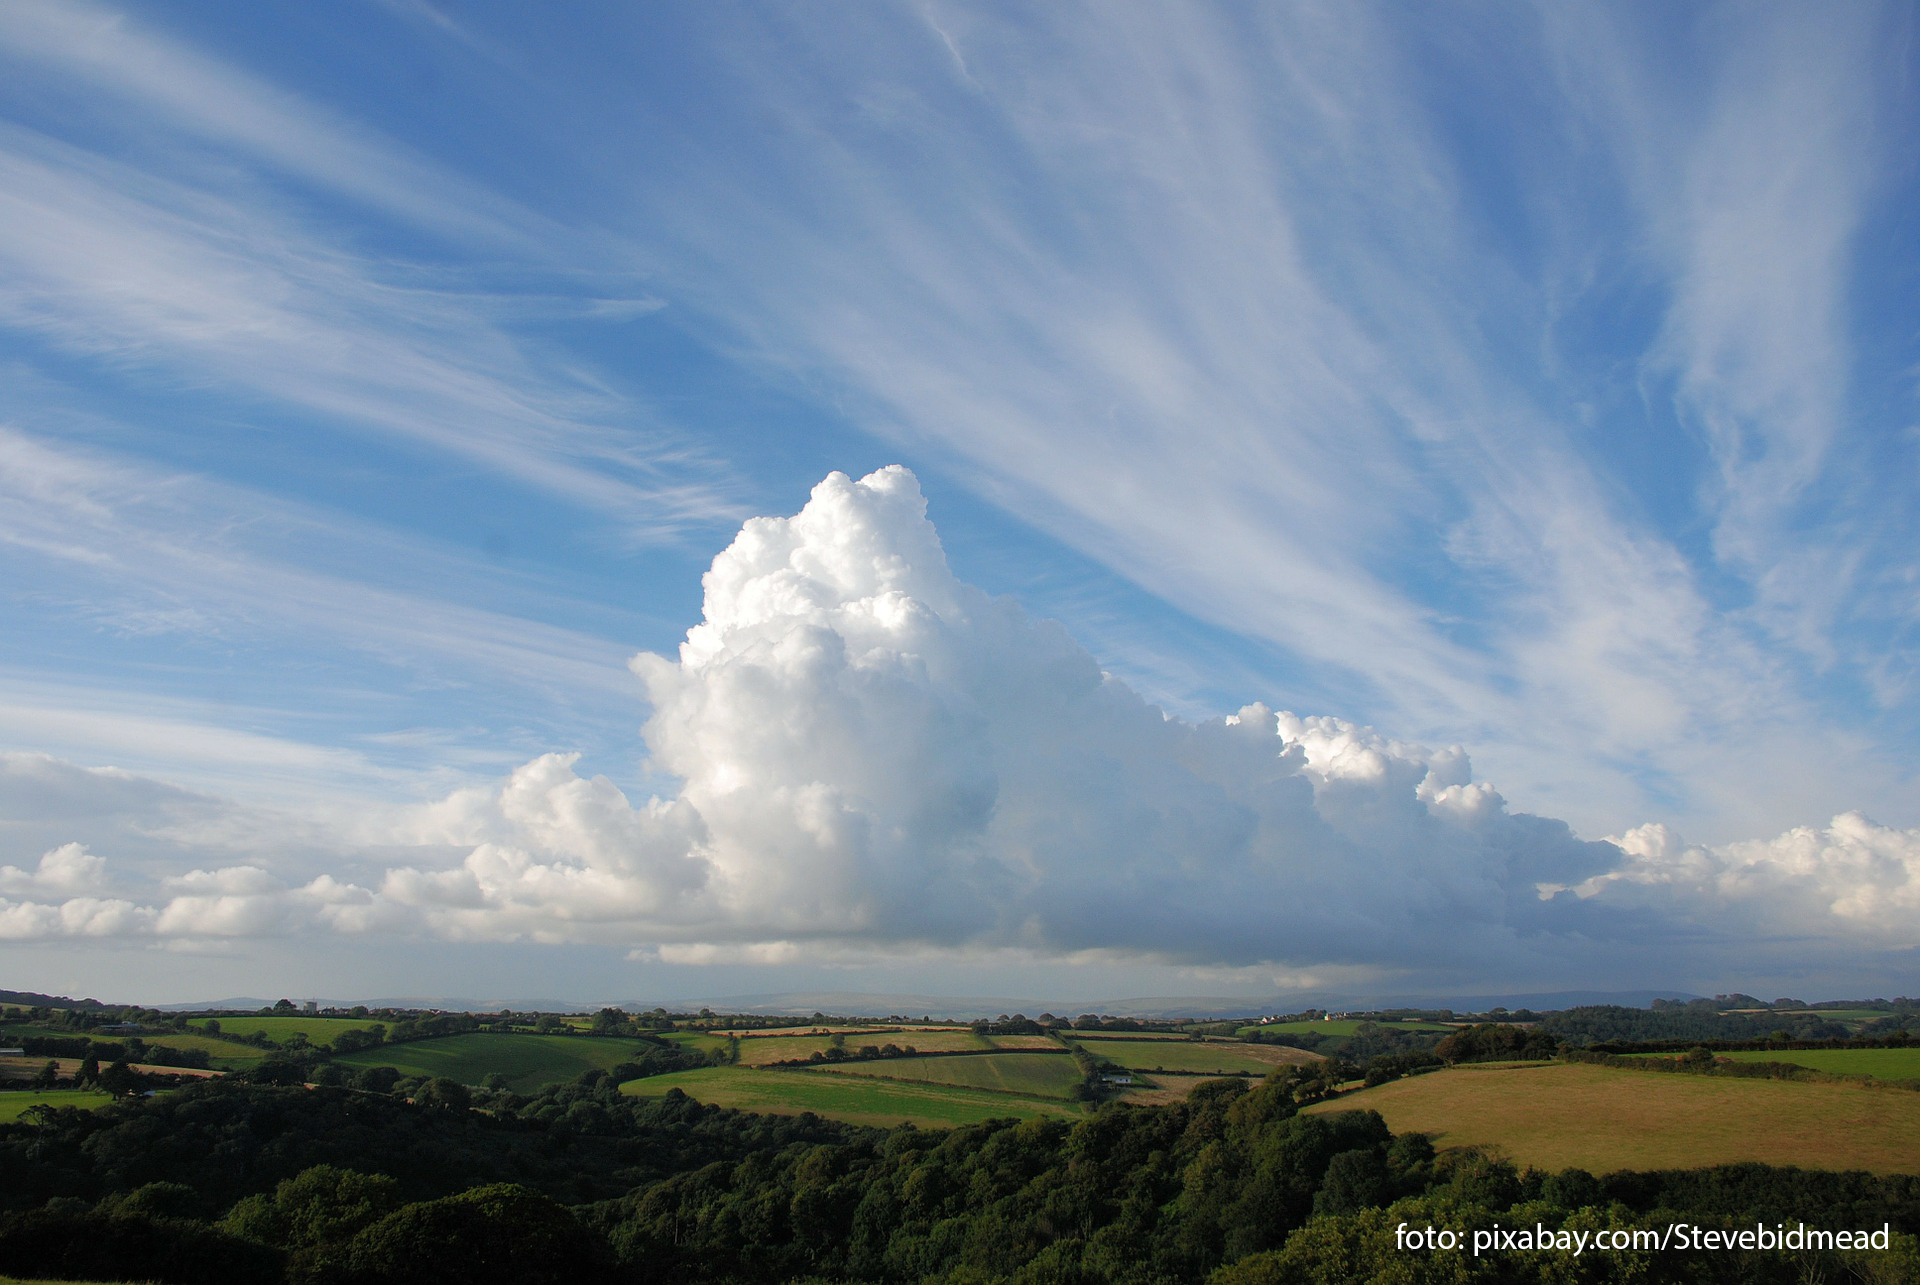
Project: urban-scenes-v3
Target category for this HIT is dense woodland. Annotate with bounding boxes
[4,994,1918,1283]
[2,1067,1917,1285]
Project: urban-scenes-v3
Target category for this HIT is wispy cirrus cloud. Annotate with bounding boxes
[598,3,1914,839]
[0,0,535,246]
[0,0,747,540]
[1545,4,1902,657]
[0,426,674,796]
[0,129,736,534]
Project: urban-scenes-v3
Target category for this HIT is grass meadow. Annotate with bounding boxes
[1238,1019,1456,1037]
[187,1015,389,1044]
[620,1065,1084,1128]
[332,1033,662,1091]
[812,1051,1083,1098]
[1067,1038,1315,1074]
[0,1089,113,1122]
[1730,1008,1898,1028]
[656,1030,733,1057]
[1305,1061,1920,1174]
[135,1031,271,1069]
[1629,1047,1920,1078]
[0,1024,84,1040]
[0,1023,269,1069]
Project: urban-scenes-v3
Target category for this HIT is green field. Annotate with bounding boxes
[813,1052,1083,1098]
[187,1015,388,1044]
[136,1031,271,1069]
[1729,1008,1895,1024]
[1067,1038,1308,1074]
[1305,1061,1920,1174]
[0,1024,267,1069]
[0,1023,78,1040]
[1240,1019,1455,1037]
[732,1034,852,1065]
[1632,1047,1920,1078]
[0,1089,113,1122]
[657,1030,733,1057]
[1064,1030,1193,1040]
[332,1033,665,1091]
[620,1065,1083,1128]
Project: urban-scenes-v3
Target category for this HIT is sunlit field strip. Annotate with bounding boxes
[809,1051,1083,1098]
[1236,1020,1456,1037]
[1064,1038,1314,1074]
[620,1065,1084,1128]
[1629,1047,1920,1078]
[187,1015,388,1042]
[0,1089,113,1122]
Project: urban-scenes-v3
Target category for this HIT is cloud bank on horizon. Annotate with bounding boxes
[4,468,1915,994]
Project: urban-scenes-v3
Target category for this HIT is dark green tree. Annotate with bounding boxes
[98,1058,140,1097]
[342,1182,611,1285]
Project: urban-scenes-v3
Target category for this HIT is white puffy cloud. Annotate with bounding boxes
[368,467,1631,977]
[1575,813,1920,947]
[0,841,108,894]
[0,895,154,940]
[0,841,157,941]
[0,835,386,944]
[5,467,1910,992]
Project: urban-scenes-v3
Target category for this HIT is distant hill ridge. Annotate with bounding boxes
[0,988,103,1010]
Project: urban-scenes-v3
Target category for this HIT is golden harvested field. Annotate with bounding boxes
[1116,1072,1247,1106]
[1304,1062,1920,1175]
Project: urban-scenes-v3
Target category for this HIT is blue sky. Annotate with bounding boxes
[1,2,1916,1007]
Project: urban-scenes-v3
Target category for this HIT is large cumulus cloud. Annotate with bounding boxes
[7,468,1916,989]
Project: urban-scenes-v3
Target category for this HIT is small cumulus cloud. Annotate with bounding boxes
[0,841,108,894]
